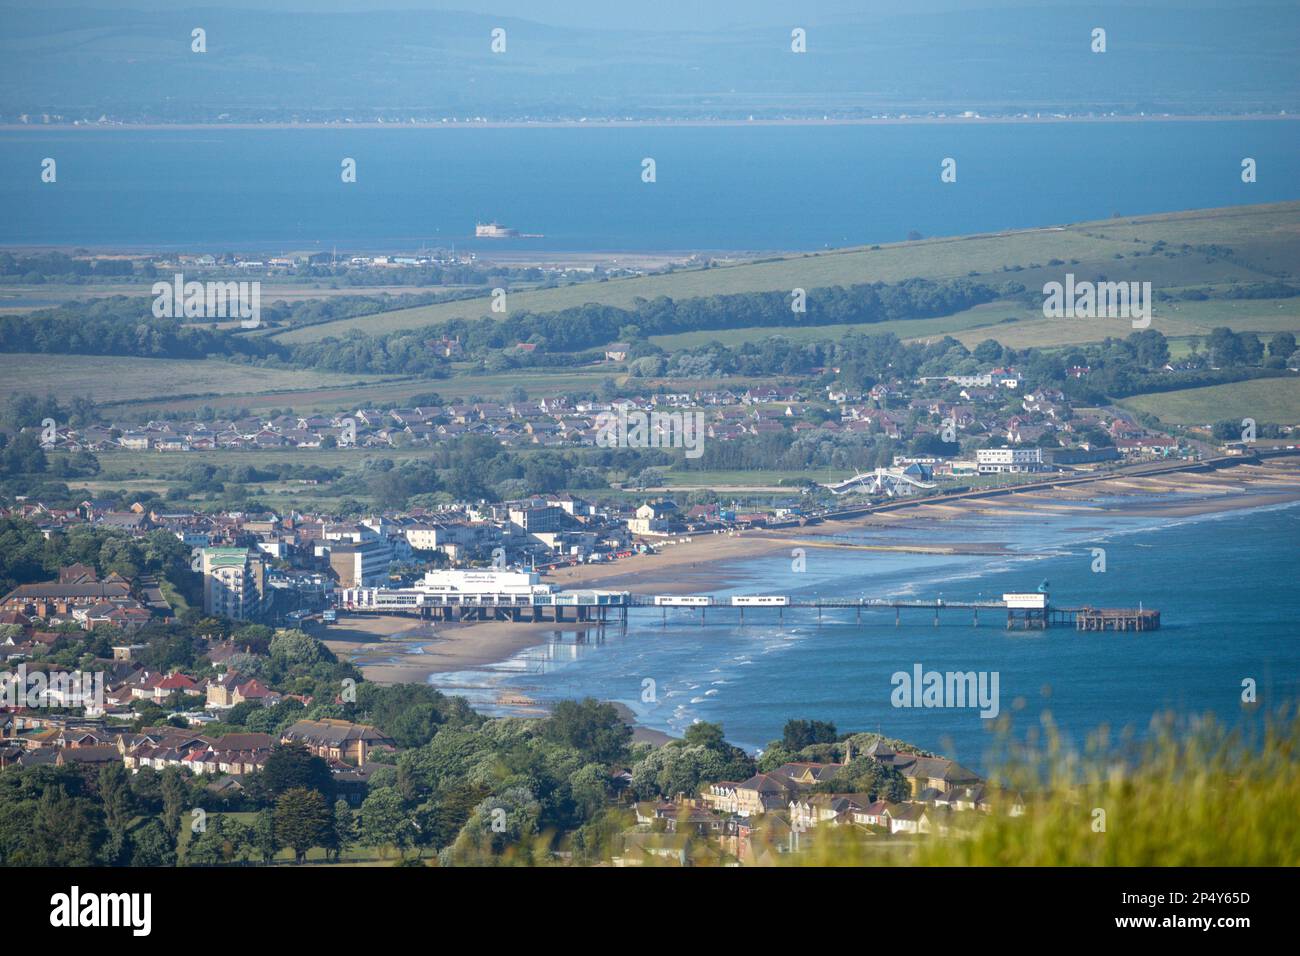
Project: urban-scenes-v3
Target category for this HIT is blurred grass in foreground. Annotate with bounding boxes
[792,708,1300,867]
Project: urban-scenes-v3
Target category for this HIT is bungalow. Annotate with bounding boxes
[851,799,900,828]
[888,803,934,834]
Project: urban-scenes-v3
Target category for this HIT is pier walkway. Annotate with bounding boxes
[338,586,1159,631]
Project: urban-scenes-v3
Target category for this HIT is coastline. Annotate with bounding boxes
[3,114,1296,133]
[327,457,1300,705]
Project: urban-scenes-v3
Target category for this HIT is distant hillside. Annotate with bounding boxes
[1,4,1297,121]
[273,201,1300,344]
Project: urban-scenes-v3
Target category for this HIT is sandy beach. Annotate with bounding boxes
[327,456,1300,698]
[322,615,586,685]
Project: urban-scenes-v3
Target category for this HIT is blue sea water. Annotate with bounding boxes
[429,500,1300,771]
[1,120,1297,251]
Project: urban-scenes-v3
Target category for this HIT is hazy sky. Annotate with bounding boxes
[16,1,1293,31]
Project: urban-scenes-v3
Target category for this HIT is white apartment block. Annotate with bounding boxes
[976,447,1044,474]
[201,548,268,621]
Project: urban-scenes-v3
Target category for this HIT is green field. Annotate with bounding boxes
[652,294,1300,354]
[0,278,494,315]
[104,365,620,416]
[943,296,1300,351]
[271,202,1300,344]
[0,354,393,407]
[650,302,1034,349]
[0,357,624,417]
[1121,376,1300,425]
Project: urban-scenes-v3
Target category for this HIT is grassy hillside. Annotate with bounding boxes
[273,202,1300,345]
[0,354,392,406]
[942,297,1300,351]
[1121,376,1300,426]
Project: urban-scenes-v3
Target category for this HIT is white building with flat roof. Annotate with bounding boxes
[976,447,1044,474]
[336,568,628,618]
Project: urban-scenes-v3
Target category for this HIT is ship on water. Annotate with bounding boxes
[475,221,543,239]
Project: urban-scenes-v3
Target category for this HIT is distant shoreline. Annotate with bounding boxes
[2,114,1296,133]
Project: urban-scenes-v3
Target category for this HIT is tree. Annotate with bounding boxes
[185,815,230,866]
[274,787,334,864]
[683,722,726,751]
[129,819,176,867]
[257,742,333,800]
[268,628,332,668]
[26,786,106,866]
[909,431,960,458]
[160,767,188,843]
[630,744,727,801]
[568,763,612,821]
[973,339,1004,364]
[1207,327,1245,367]
[332,799,356,862]
[360,786,411,860]
[1129,329,1170,369]
[253,807,278,864]
[682,721,755,782]
[462,787,542,858]
[782,719,838,751]
[817,758,910,802]
[544,698,631,765]
[1269,331,1296,360]
[98,762,134,865]
[425,785,482,852]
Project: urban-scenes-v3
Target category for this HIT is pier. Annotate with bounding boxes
[337,571,1159,632]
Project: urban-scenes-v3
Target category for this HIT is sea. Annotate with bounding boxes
[427,497,1300,771]
[1,120,1297,251]
[3,119,1297,768]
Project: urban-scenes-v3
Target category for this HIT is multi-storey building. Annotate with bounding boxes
[975,447,1044,474]
[200,548,268,621]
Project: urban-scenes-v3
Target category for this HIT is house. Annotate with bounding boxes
[888,803,933,834]
[893,755,983,796]
[54,745,123,769]
[627,500,678,536]
[1,577,133,621]
[206,673,278,709]
[604,343,631,362]
[851,800,900,828]
[772,762,842,787]
[700,772,798,818]
[280,718,394,767]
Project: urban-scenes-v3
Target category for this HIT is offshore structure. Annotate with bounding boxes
[475,221,518,238]
[474,221,544,239]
